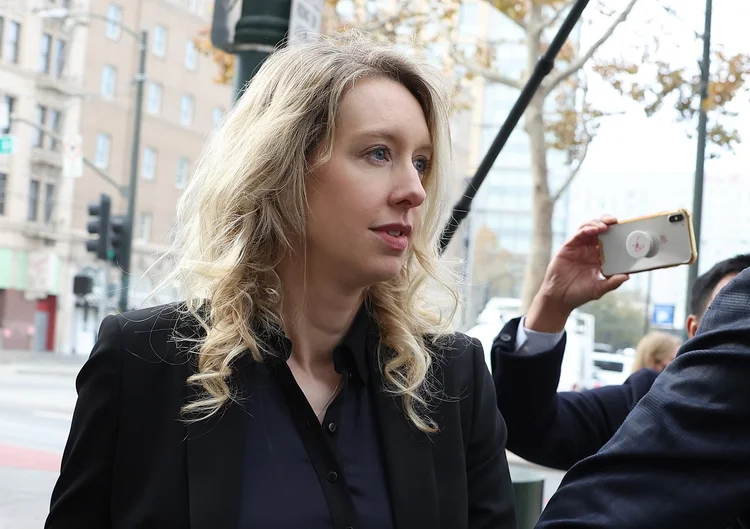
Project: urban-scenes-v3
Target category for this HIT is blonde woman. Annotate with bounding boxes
[46,33,515,529]
[632,331,681,373]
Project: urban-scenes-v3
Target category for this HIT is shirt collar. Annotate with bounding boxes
[258,303,372,385]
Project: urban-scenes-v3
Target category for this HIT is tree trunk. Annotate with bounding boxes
[520,91,554,312]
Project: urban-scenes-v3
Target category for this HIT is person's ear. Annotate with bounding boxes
[686,314,699,339]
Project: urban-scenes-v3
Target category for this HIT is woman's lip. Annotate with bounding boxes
[371,229,409,251]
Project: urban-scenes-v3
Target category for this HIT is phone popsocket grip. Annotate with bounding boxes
[626,230,659,259]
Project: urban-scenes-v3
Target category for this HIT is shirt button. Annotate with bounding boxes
[328,422,337,434]
[326,471,338,483]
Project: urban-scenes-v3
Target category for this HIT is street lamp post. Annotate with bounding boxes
[232,1,292,101]
[35,7,148,313]
[119,30,147,313]
[685,0,713,330]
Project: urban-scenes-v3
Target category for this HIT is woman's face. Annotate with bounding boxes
[305,77,432,290]
[653,346,678,372]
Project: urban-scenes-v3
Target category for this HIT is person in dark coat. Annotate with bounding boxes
[491,214,750,470]
[45,33,515,529]
[536,265,750,529]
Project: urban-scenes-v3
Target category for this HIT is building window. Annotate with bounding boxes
[4,21,20,64]
[53,38,66,78]
[142,147,157,180]
[180,94,194,126]
[44,183,55,223]
[176,157,188,189]
[184,39,197,70]
[32,105,47,148]
[95,133,111,168]
[0,173,6,215]
[27,179,40,221]
[106,4,122,40]
[39,33,52,73]
[138,212,152,242]
[49,109,61,151]
[153,25,167,57]
[1,96,14,134]
[100,64,117,99]
[212,107,223,128]
[147,82,162,114]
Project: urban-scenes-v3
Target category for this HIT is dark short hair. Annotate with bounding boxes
[690,254,750,317]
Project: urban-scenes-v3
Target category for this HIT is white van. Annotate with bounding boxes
[590,352,635,387]
[465,297,595,392]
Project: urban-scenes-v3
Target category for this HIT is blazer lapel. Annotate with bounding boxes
[369,340,440,529]
[184,358,249,529]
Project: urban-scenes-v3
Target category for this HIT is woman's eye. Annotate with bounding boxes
[369,148,388,161]
[413,158,430,175]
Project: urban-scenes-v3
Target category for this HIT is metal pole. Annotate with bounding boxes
[232,1,292,102]
[119,29,147,313]
[438,0,591,253]
[643,271,652,335]
[99,260,109,334]
[685,0,712,325]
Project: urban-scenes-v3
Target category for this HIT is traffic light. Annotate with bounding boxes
[109,214,130,268]
[86,194,111,260]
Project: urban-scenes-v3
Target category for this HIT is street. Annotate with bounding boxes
[0,353,82,529]
[0,351,565,527]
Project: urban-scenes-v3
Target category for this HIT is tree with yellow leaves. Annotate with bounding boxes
[197,1,750,312]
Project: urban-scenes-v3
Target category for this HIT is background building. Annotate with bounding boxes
[0,0,231,354]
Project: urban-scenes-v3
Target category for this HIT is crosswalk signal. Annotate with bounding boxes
[109,214,130,268]
[85,194,111,261]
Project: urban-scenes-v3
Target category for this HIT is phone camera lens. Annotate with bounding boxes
[669,214,684,223]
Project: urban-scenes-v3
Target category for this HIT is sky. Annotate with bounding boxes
[575,0,750,179]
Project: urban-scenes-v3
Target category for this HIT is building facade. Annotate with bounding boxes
[0,0,230,354]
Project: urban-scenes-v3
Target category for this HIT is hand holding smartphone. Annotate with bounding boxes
[598,209,698,278]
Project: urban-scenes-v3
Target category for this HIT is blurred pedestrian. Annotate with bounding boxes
[45,32,515,529]
[631,331,680,373]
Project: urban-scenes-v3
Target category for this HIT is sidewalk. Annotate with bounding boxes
[0,349,86,377]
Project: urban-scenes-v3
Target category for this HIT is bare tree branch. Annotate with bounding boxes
[551,136,590,204]
[451,50,523,89]
[539,3,568,33]
[542,0,641,96]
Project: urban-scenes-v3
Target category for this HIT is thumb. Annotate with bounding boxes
[594,274,629,298]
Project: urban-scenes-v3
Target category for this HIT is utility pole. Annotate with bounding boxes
[119,29,148,314]
[34,8,148,314]
[232,1,292,101]
[643,271,653,335]
[685,0,712,333]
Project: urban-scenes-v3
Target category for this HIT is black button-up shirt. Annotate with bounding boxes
[238,307,395,529]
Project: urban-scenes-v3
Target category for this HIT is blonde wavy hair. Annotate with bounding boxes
[632,331,681,373]
[159,31,460,433]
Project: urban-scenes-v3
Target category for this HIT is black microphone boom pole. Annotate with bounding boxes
[439,0,591,254]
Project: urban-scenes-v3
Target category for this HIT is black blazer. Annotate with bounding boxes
[492,317,658,470]
[45,303,516,529]
[536,268,750,529]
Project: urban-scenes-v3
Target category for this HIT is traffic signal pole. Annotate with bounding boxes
[119,29,147,313]
[232,1,292,101]
[685,0,712,333]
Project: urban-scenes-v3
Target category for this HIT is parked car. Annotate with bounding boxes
[589,351,636,387]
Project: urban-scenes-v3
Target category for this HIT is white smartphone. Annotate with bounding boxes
[598,209,698,278]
